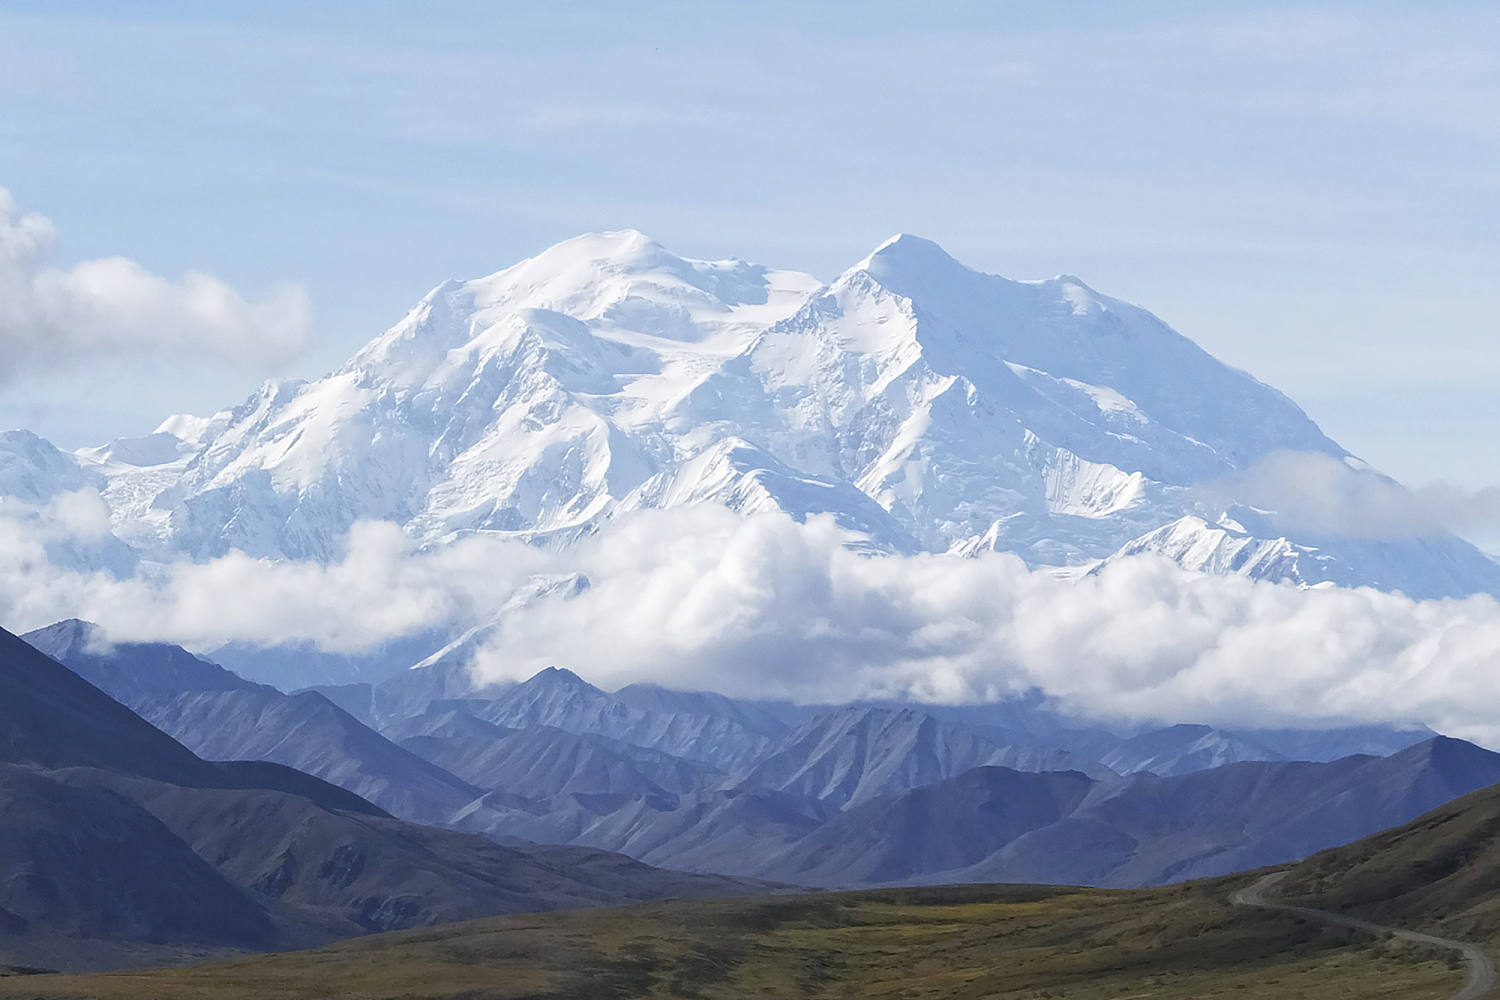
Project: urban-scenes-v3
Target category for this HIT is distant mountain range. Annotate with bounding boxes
[25,620,482,823]
[22,760,1500,1000]
[0,624,761,973]
[4,231,1497,986]
[2,233,1496,692]
[780,736,1500,888]
[7,230,1498,972]
[413,669,1481,889]
[22,621,1482,912]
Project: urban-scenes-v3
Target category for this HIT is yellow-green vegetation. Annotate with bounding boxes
[0,881,1461,1000]
[0,966,54,978]
[1281,782,1500,949]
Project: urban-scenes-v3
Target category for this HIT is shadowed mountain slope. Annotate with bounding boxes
[0,623,767,972]
[24,621,481,822]
[753,737,1500,889]
[1281,762,1500,946]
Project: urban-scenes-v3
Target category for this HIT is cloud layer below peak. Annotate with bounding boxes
[4,497,1500,747]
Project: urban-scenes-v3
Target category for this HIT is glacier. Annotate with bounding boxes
[8,228,1497,615]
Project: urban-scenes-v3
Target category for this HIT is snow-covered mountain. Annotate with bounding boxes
[0,430,138,575]
[12,229,1498,598]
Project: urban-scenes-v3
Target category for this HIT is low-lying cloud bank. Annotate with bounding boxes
[0,187,310,376]
[3,497,1500,743]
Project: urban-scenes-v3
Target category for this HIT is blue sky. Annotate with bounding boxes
[1,1,1496,495]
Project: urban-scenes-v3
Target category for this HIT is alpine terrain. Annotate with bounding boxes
[0,624,764,972]
[21,625,1472,904]
[4,231,1494,667]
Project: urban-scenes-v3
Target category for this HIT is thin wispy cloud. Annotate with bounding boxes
[1198,450,1500,544]
[1194,452,1500,548]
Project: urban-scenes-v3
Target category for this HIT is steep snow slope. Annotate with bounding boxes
[72,415,227,553]
[723,234,1337,558]
[5,230,1495,600]
[0,430,90,503]
[0,431,136,575]
[1101,510,1500,598]
[142,231,823,560]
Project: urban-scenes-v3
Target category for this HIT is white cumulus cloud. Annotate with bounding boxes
[0,187,311,376]
[5,501,1500,746]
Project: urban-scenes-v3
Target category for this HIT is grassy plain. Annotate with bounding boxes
[0,880,1462,1000]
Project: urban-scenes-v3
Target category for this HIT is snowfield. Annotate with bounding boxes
[8,228,1497,600]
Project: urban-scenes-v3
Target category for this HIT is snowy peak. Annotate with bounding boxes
[17,229,1496,599]
[0,429,87,503]
[77,431,193,469]
[858,233,1097,306]
[468,228,776,326]
[1102,514,1500,599]
[352,229,818,383]
[857,232,968,281]
[155,411,232,447]
[853,238,1339,471]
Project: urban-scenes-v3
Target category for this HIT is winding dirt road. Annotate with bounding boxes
[1231,871,1496,1000]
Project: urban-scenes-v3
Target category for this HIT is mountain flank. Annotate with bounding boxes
[0,623,765,972]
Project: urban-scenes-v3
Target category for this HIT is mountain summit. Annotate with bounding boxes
[28,232,1498,599]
